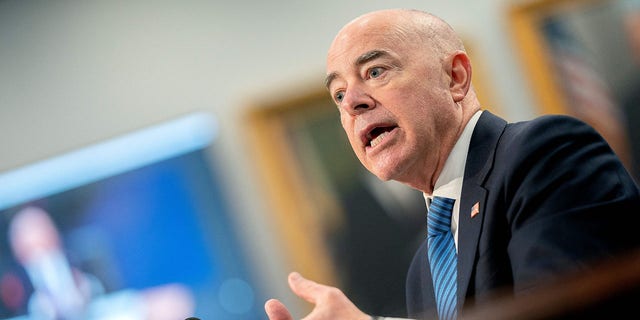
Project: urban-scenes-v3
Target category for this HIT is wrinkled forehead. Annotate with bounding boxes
[327,16,415,69]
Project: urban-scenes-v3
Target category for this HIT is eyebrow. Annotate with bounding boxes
[324,49,392,90]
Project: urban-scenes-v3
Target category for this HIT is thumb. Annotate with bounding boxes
[264,299,293,320]
[288,272,325,304]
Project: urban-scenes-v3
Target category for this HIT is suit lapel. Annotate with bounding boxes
[457,111,506,308]
[457,184,486,306]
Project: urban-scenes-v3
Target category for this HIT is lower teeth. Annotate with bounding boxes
[370,131,389,147]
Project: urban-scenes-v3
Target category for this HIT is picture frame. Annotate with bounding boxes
[509,0,640,180]
[245,89,427,316]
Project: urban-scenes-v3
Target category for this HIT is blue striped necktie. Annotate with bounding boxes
[427,196,457,320]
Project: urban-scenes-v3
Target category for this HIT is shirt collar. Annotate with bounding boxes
[425,110,483,202]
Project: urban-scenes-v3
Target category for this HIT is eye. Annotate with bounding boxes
[334,90,345,103]
[368,67,384,79]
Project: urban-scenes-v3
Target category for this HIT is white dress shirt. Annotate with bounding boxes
[425,110,483,251]
[380,110,483,320]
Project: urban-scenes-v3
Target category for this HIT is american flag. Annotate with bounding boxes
[541,17,632,168]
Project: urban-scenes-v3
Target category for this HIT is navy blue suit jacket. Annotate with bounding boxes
[406,111,640,318]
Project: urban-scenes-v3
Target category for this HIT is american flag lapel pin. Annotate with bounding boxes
[471,202,480,218]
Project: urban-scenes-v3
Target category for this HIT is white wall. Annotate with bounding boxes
[0,0,538,315]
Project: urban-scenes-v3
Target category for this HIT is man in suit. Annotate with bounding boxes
[265,9,640,320]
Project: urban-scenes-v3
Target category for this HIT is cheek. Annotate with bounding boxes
[340,114,358,149]
[339,110,348,127]
[339,112,350,139]
[339,114,371,169]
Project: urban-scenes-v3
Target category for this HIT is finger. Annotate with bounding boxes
[288,272,326,304]
[264,299,293,320]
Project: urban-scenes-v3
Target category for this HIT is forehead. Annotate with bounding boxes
[327,25,417,87]
[325,18,426,91]
[327,20,408,66]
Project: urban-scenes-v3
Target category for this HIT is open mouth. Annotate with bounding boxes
[367,126,396,148]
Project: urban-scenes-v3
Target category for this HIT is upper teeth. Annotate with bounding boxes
[370,131,389,147]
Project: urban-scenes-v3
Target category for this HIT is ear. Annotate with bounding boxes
[447,51,472,103]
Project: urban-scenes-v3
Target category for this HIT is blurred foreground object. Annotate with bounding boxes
[461,249,640,319]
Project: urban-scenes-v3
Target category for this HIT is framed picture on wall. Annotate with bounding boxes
[245,89,427,317]
[509,0,640,181]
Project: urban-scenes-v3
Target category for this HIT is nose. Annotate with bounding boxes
[341,86,374,116]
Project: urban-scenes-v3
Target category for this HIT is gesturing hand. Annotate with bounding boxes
[264,272,371,320]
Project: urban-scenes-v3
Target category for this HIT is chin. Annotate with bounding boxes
[370,156,422,187]
[372,172,393,182]
[370,164,403,182]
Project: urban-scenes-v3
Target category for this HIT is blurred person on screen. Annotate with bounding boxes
[7,206,194,320]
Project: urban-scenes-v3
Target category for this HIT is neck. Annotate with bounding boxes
[407,100,481,194]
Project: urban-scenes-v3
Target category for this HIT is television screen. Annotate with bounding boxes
[0,114,262,319]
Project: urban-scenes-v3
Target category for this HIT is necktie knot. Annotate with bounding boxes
[427,196,455,237]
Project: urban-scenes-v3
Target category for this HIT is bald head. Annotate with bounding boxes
[329,9,465,65]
